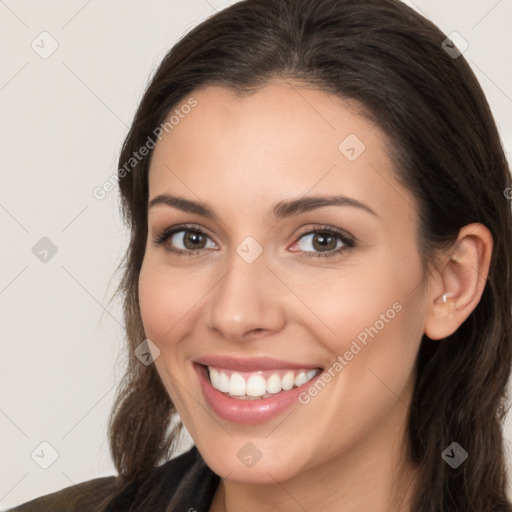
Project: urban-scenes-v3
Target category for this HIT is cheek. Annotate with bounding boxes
[296,259,417,347]
[138,258,181,344]
[304,246,426,380]
[312,290,418,390]
[138,263,167,341]
[138,256,210,348]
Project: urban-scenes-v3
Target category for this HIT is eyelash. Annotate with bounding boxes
[152,224,356,259]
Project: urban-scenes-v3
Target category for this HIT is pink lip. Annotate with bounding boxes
[193,355,321,372]
[193,362,323,425]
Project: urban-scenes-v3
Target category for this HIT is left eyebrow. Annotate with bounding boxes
[147,194,379,219]
[270,195,379,219]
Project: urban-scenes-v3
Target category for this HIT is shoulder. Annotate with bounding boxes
[7,446,219,512]
[6,474,117,512]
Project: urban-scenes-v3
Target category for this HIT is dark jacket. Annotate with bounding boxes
[7,445,220,512]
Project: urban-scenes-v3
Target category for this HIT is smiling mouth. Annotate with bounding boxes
[200,364,323,400]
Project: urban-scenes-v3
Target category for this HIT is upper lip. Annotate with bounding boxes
[193,355,322,372]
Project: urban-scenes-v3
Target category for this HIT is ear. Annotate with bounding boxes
[424,223,493,341]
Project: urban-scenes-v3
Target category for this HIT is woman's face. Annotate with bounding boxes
[139,81,430,483]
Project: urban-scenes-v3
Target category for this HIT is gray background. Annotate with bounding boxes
[1,0,511,508]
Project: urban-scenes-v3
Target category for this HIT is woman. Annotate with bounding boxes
[10,0,512,510]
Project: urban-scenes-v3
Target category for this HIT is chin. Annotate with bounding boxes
[193,435,314,484]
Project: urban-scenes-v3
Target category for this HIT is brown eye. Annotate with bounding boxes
[291,227,355,259]
[153,225,217,256]
[179,230,208,250]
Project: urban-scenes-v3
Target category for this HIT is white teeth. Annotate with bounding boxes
[207,366,321,398]
[266,374,282,394]
[230,373,246,396]
[218,371,230,393]
[209,368,221,390]
[306,369,317,381]
[246,375,267,396]
[282,371,295,391]
[209,368,231,393]
[294,371,307,387]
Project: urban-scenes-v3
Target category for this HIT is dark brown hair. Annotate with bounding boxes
[106,0,512,510]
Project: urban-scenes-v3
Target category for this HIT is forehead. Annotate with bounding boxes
[148,81,415,226]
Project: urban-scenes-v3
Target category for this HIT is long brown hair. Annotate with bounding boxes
[106,0,512,509]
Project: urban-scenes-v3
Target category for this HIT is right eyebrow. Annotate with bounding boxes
[148,194,215,217]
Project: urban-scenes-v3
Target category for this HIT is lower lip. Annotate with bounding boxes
[194,363,322,425]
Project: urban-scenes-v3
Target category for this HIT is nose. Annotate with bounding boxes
[206,249,287,341]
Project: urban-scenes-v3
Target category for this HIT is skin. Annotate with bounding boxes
[138,80,493,512]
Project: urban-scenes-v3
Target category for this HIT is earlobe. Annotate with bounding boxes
[423,223,493,341]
